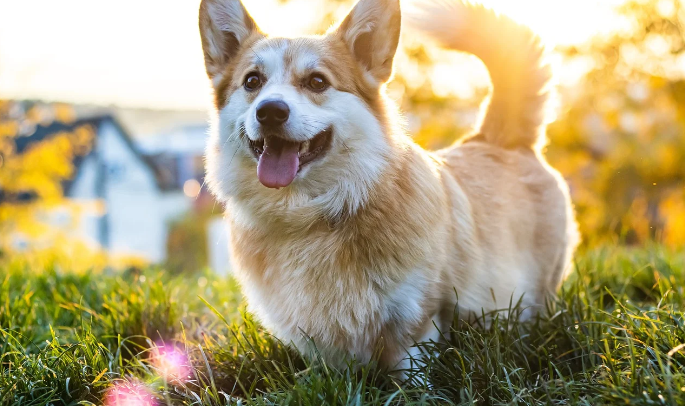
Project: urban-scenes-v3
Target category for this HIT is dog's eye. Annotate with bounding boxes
[244,73,262,91]
[307,74,329,92]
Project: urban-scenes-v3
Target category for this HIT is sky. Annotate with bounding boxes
[0,0,628,111]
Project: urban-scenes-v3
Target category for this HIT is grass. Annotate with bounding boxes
[2,245,685,405]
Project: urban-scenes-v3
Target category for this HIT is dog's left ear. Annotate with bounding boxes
[332,0,401,86]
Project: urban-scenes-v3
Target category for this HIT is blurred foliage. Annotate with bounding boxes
[546,0,685,247]
[165,206,214,274]
[0,100,95,252]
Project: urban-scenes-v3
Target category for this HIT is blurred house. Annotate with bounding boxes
[15,114,190,262]
[136,123,207,194]
[136,122,234,274]
[7,99,233,271]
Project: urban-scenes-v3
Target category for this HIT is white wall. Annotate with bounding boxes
[98,121,168,261]
[68,155,104,249]
[208,217,233,275]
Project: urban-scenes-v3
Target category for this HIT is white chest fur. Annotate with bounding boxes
[228,212,441,365]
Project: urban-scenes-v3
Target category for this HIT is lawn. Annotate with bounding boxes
[2,245,685,405]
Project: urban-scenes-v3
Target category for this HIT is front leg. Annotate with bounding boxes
[383,314,445,386]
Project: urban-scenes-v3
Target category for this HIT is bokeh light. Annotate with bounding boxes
[104,382,158,406]
[183,179,201,198]
[152,344,192,383]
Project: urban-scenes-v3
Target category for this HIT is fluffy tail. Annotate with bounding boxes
[406,0,553,150]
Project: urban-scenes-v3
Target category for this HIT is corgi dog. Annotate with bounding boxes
[199,0,579,374]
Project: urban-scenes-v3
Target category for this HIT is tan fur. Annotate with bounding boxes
[199,0,579,372]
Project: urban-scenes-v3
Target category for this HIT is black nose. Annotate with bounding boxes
[256,100,290,126]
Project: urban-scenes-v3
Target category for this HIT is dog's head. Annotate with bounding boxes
[200,0,402,220]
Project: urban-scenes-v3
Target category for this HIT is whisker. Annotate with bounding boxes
[196,178,208,201]
[227,143,241,168]
[340,140,352,155]
[221,124,244,148]
[248,43,264,66]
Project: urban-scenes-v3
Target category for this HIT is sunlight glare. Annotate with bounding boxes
[0,0,632,109]
[480,0,629,46]
[245,0,631,46]
[243,0,332,37]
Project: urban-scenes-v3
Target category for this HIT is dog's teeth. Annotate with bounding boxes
[300,141,310,154]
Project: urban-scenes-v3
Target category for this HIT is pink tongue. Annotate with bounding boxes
[257,138,300,188]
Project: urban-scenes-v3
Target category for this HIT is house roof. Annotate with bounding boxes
[13,114,176,192]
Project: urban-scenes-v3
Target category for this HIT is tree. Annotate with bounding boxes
[0,100,95,252]
[547,0,685,246]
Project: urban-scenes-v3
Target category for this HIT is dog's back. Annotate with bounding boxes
[437,142,578,315]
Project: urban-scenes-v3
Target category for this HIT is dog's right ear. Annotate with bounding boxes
[199,0,261,85]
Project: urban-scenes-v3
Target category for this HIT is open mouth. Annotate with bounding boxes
[248,127,333,188]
